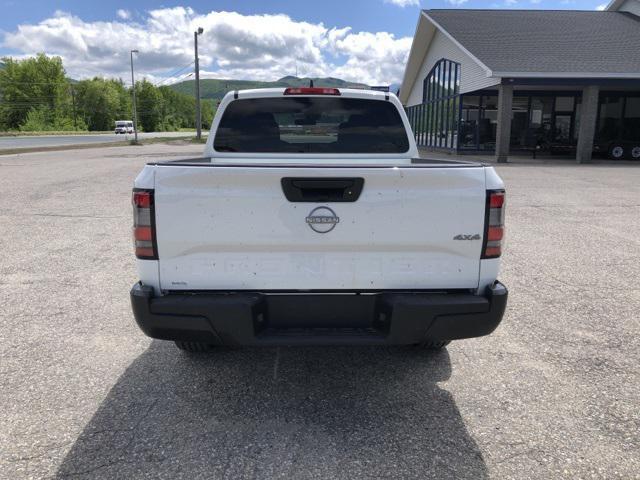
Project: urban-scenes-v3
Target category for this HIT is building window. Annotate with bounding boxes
[597,96,624,145]
[460,94,502,151]
[405,58,461,150]
[623,97,640,142]
[460,91,586,153]
[480,95,498,150]
[459,96,479,149]
[595,94,640,149]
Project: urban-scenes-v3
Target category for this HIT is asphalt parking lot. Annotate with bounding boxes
[0,144,638,479]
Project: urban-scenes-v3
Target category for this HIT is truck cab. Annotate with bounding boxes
[130,87,508,352]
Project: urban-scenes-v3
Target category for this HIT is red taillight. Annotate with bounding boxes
[283,87,341,96]
[132,189,157,259]
[487,226,504,242]
[482,190,505,259]
[132,191,152,208]
[133,226,153,241]
[489,192,505,208]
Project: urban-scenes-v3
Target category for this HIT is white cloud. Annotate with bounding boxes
[1,8,412,86]
[383,0,420,6]
[596,3,608,9]
[530,0,542,4]
[446,0,469,5]
[504,0,518,5]
[116,9,130,20]
[328,31,413,86]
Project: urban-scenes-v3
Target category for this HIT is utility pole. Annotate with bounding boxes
[194,27,204,140]
[130,49,139,143]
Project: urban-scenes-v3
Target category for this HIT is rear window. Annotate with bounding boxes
[213,97,410,154]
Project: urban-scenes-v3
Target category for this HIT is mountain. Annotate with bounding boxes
[169,76,371,100]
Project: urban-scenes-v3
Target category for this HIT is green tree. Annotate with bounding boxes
[74,77,130,131]
[136,79,163,132]
[115,79,132,122]
[19,106,87,132]
[0,54,74,130]
[1,54,212,133]
[201,99,216,130]
[158,86,192,130]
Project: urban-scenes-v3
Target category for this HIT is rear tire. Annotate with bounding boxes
[421,339,451,350]
[631,145,640,160]
[174,341,215,353]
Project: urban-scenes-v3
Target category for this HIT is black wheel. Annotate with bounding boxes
[631,145,640,160]
[174,341,215,352]
[609,144,625,159]
[421,339,451,350]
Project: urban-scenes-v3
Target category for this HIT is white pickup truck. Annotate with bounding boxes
[130,87,507,352]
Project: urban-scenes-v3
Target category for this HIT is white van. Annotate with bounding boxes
[115,120,134,134]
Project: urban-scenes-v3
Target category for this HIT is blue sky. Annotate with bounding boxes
[0,0,609,85]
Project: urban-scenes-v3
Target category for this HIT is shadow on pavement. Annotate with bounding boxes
[55,341,487,479]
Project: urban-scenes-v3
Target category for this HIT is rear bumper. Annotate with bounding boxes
[130,282,507,346]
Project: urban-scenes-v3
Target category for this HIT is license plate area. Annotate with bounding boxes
[258,294,388,334]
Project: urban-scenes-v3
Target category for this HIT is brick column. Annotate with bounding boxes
[495,84,513,163]
[576,85,600,164]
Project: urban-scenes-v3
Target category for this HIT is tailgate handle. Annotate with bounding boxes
[281,177,364,202]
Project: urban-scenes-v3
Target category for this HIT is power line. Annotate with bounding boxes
[0,68,195,88]
[0,80,74,85]
[154,61,195,87]
[156,71,194,88]
[161,60,196,79]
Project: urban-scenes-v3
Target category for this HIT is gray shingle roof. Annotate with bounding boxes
[425,9,640,76]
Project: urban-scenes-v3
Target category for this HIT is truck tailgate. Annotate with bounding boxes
[154,164,486,291]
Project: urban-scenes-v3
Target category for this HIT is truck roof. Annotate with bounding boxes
[222,87,396,101]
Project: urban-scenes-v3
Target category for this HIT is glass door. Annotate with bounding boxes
[553,115,572,143]
[552,96,576,150]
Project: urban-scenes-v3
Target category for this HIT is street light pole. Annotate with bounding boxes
[194,27,203,140]
[130,49,139,143]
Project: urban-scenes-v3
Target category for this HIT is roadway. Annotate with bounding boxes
[0,131,194,149]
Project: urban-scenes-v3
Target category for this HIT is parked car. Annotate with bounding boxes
[130,87,508,352]
[115,120,134,134]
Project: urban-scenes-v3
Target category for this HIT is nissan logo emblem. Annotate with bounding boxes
[305,206,339,234]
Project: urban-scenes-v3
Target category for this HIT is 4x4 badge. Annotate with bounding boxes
[453,234,481,240]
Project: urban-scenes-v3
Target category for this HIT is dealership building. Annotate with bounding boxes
[398,0,640,162]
